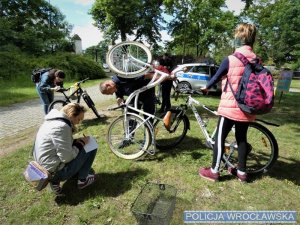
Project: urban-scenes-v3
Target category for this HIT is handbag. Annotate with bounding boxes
[23,161,51,191]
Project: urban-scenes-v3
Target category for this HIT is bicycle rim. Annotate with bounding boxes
[154,113,188,150]
[83,94,101,118]
[223,122,278,175]
[48,100,68,112]
[107,114,151,160]
[106,41,152,78]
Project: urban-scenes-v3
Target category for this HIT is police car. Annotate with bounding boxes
[172,63,221,92]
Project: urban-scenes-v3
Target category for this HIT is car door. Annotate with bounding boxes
[186,65,210,89]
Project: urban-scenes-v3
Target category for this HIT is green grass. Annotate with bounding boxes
[290,79,300,89]
[1,89,300,224]
[0,77,107,107]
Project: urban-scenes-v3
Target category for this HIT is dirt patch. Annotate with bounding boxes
[0,126,37,157]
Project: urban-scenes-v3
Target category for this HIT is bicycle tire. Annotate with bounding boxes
[48,100,69,112]
[154,110,189,150]
[107,113,152,160]
[223,122,278,175]
[106,41,152,78]
[82,93,101,118]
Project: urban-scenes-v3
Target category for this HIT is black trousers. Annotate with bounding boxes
[211,116,249,172]
[160,80,173,111]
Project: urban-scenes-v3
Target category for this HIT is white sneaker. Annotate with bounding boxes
[77,174,96,189]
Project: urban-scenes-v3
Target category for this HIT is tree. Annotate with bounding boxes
[84,39,111,64]
[164,0,237,62]
[0,0,72,54]
[246,0,300,67]
[90,0,164,44]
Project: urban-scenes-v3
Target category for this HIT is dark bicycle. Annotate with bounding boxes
[48,78,101,118]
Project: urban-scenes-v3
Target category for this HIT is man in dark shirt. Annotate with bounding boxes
[99,74,156,117]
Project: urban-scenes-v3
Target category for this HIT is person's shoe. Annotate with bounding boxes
[50,181,62,195]
[228,167,248,182]
[199,167,220,182]
[78,174,96,189]
[118,139,133,149]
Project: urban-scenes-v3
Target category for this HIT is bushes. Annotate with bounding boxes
[33,53,106,80]
[0,51,106,82]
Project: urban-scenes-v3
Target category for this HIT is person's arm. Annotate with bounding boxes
[205,57,229,90]
[38,73,59,92]
[112,75,126,104]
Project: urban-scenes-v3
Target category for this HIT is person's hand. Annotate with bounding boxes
[200,87,209,95]
[51,86,61,92]
[117,97,124,106]
[167,74,177,81]
[78,136,89,145]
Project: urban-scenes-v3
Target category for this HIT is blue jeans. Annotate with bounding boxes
[52,149,97,182]
[36,87,54,114]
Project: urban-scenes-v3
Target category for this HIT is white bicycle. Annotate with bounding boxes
[106,41,179,159]
[105,41,278,175]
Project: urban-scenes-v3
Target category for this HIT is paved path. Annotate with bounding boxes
[0,85,113,140]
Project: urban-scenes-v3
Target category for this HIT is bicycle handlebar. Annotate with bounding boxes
[76,77,90,85]
[56,87,70,93]
[174,87,205,100]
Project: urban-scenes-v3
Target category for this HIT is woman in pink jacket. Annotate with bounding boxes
[199,23,257,182]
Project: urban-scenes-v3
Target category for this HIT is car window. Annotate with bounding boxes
[190,66,209,74]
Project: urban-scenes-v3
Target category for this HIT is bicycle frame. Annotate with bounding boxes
[117,57,171,154]
[58,78,90,103]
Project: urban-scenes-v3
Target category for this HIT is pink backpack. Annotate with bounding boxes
[228,52,274,115]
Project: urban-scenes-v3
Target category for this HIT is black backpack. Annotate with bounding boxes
[31,68,52,83]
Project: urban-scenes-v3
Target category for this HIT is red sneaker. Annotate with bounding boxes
[228,167,248,182]
[199,167,220,182]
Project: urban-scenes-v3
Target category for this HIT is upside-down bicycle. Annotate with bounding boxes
[105,41,278,175]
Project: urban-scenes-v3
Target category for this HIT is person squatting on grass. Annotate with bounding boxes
[33,103,97,195]
[36,69,65,114]
[199,23,258,183]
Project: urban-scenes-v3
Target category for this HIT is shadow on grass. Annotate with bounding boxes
[81,116,112,127]
[219,155,300,185]
[55,168,149,205]
[267,156,300,186]
[138,136,209,162]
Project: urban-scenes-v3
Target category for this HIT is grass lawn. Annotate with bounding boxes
[0,85,300,224]
[0,77,107,107]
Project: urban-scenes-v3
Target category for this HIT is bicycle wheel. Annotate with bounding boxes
[48,100,68,112]
[82,92,101,118]
[106,41,152,78]
[107,113,152,160]
[154,110,189,150]
[223,122,278,175]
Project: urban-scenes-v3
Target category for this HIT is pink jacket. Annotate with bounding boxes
[217,46,256,122]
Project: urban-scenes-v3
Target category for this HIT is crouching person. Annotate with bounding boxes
[33,103,97,195]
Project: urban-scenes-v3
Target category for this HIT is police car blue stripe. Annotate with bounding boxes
[180,73,210,81]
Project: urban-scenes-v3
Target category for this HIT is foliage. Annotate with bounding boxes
[245,0,300,67]
[31,53,106,80]
[90,0,164,44]
[0,51,105,81]
[85,39,112,64]
[164,0,238,61]
[0,0,72,55]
